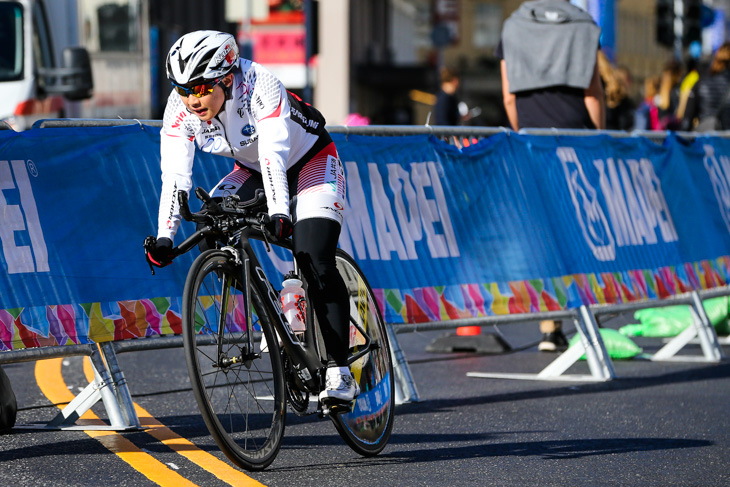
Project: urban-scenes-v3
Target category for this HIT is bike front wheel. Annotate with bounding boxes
[329,249,395,456]
[182,249,286,471]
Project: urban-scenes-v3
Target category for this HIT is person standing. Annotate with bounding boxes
[434,66,463,126]
[635,76,661,130]
[597,51,635,131]
[683,42,730,131]
[496,0,605,352]
[656,60,683,130]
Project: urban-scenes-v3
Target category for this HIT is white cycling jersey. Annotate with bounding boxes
[157,58,326,241]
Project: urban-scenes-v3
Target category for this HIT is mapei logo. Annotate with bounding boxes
[0,160,49,274]
[557,147,616,261]
[703,144,730,235]
[241,124,255,136]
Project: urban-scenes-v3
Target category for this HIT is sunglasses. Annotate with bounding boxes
[172,78,222,98]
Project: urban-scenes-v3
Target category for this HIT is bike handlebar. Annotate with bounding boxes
[177,187,268,225]
[145,187,280,275]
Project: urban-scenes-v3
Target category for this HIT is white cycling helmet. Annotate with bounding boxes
[166,30,239,86]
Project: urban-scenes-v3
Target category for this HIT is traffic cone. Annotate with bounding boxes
[426,325,510,353]
[456,326,481,336]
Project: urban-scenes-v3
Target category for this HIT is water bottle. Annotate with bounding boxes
[280,276,306,332]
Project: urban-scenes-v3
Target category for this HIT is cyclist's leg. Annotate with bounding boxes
[288,134,347,364]
[288,134,357,401]
[196,164,264,251]
[292,218,350,366]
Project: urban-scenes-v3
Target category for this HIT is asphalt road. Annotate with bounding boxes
[2,316,729,486]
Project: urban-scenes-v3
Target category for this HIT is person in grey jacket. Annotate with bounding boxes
[496,0,605,351]
[497,0,605,131]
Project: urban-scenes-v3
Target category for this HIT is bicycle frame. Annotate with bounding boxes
[168,188,375,394]
[236,226,325,392]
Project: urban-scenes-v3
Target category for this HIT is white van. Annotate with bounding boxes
[0,0,93,130]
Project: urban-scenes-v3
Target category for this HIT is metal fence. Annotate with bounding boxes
[2,119,728,427]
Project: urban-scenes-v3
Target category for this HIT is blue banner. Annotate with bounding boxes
[2,125,730,349]
[331,132,704,286]
[0,125,229,310]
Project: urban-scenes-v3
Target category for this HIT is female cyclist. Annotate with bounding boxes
[145,30,358,403]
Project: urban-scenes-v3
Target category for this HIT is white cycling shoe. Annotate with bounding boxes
[319,366,360,403]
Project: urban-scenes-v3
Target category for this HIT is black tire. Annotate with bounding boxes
[182,249,286,471]
[329,249,395,456]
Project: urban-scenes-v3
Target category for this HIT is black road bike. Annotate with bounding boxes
[144,187,395,471]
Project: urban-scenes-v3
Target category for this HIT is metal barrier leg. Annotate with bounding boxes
[651,291,724,363]
[467,307,614,382]
[690,291,725,362]
[387,324,420,403]
[20,343,141,431]
[579,305,616,380]
[98,342,141,429]
[45,367,105,429]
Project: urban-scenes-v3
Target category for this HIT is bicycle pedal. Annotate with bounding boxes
[319,399,355,416]
[329,402,354,414]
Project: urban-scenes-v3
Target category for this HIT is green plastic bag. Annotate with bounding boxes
[568,328,642,360]
[618,296,730,338]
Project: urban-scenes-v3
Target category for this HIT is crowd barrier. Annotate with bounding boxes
[1,120,729,429]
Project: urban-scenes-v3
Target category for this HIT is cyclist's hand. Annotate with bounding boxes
[145,236,174,267]
[264,214,293,239]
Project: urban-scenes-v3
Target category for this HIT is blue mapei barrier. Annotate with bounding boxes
[1,124,730,350]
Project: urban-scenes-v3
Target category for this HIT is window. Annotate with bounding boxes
[0,2,24,81]
[80,0,140,52]
[96,1,138,52]
[32,0,54,71]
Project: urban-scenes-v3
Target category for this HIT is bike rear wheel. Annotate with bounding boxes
[182,249,286,471]
[329,249,395,456]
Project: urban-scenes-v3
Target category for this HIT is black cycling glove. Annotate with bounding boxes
[146,237,174,267]
[265,214,294,239]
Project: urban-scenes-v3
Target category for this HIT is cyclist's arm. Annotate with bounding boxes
[158,91,197,241]
[252,67,292,218]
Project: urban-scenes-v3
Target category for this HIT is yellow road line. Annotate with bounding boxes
[81,358,266,487]
[36,358,197,487]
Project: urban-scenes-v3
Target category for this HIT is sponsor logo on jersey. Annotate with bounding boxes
[171,110,188,129]
[320,205,343,216]
[201,124,221,135]
[241,124,255,136]
[240,135,258,147]
[291,106,320,131]
[167,182,177,229]
[236,81,249,96]
[265,162,277,204]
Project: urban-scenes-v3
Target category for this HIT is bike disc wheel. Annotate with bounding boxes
[329,249,395,456]
[182,250,286,471]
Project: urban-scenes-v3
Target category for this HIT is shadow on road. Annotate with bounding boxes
[394,360,730,414]
[267,436,711,472]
